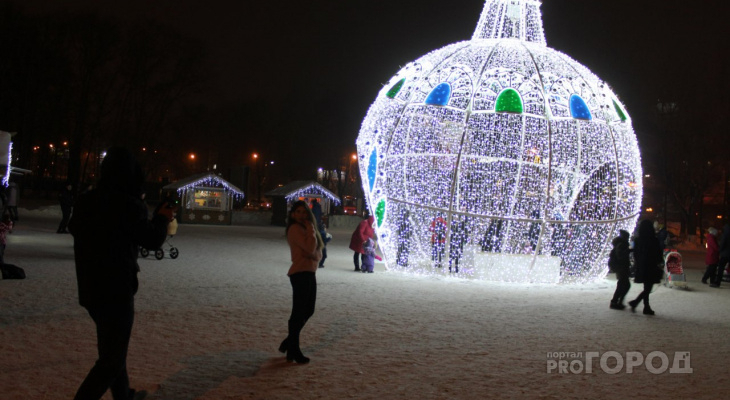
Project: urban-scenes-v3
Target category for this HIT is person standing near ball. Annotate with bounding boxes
[279,200,324,364]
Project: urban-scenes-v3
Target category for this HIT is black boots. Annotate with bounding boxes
[628,299,655,315]
[286,348,310,364]
[279,335,310,364]
[609,301,625,310]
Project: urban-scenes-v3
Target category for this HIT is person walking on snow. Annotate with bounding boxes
[702,227,720,284]
[70,147,172,400]
[710,223,730,287]
[628,220,663,315]
[57,183,74,233]
[609,230,631,310]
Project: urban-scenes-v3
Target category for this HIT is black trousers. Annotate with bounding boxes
[7,205,18,222]
[712,257,729,285]
[611,270,631,304]
[353,252,364,269]
[58,206,72,232]
[287,272,317,353]
[633,282,654,306]
[431,242,445,267]
[74,300,135,400]
[702,263,717,283]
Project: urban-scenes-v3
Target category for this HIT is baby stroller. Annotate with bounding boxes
[662,249,687,289]
[140,218,179,260]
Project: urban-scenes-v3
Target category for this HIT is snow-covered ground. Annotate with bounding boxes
[1,208,728,400]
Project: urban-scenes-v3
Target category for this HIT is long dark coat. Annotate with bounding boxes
[69,189,168,307]
[633,234,663,284]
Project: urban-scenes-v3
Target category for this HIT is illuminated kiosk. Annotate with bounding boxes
[163,173,244,225]
[356,0,642,283]
[265,181,341,226]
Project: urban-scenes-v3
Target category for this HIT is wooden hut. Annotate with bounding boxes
[163,173,244,225]
[265,181,340,226]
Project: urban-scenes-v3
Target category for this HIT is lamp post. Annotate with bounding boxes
[252,153,264,205]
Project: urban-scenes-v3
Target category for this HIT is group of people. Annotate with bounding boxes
[609,219,665,315]
[349,214,380,273]
[609,219,729,316]
[85,148,730,398]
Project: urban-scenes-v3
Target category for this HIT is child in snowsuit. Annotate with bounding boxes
[361,238,376,273]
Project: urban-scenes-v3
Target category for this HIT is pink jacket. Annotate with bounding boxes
[287,222,322,276]
[706,233,719,265]
[349,216,375,254]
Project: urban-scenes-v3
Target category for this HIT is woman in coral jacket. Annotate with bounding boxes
[279,200,324,364]
[349,215,375,272]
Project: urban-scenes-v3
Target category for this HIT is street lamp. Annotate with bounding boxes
[188,153,197,174]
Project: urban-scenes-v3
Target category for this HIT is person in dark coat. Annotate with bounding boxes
[395,209,411,268]
[449,217,468,273]
[609,230,631,310]
[69,147,171,400]
[702,227,720,284]
[430,215,447,268]
[710,223,730,287]
[628,220,664,315]
[57,183,74,233]
[310,199,322,227]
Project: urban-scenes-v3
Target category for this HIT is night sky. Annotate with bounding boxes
[5,0,730,180]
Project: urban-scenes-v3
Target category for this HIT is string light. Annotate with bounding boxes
[284,183,341,205]
[2,141,12,187]
[167,173,245,199]
[356,0,642,284]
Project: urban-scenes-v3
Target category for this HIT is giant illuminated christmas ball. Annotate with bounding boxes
[356,0,642,283]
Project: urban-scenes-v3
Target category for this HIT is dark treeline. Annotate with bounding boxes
[641,46,730,239]
[0,2,207,196]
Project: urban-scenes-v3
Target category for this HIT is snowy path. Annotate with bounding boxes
[1,210,728,399]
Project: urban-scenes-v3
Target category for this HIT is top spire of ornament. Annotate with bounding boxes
[472,0,546,45]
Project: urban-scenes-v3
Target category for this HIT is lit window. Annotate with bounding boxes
[495,88,524,113]
[386,78,406,99]
[613,100,627,122]
[425,83,452,106]
[569,94,592,120]
[367,148,378,191]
